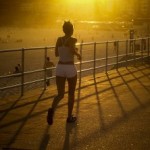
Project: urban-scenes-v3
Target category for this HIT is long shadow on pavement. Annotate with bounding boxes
[0,65,149,149]
[69,65,150,148]
[6,90,45,148]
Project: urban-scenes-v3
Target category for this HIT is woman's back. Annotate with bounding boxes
[56,36,77,62]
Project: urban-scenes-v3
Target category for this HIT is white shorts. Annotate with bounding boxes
[56,64,77,78]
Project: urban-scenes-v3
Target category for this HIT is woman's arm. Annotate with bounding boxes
[71,38,82,60]
[74,50,81,60]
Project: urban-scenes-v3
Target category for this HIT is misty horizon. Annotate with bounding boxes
[0,0,150,27]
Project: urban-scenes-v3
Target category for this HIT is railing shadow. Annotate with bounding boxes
[0,64,149,149]
[70,101,150,149]
[106,72,127,116]
[0,66,149,129]
[6,89,45,147]
[126,65,150,92]
[68,65,150,148]
[0,96,22,122]
[93,76,105,129]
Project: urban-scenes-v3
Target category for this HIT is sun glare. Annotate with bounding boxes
[64,0,93,3]
[64,0,107,4]
[44,0,119,26]
[58,0,111,21]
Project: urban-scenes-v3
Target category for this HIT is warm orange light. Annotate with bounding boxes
[44,0,121,26]
[64,0,107,4]
[63,0,93,3]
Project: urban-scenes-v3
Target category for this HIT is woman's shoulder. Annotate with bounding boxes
[61,36,77,41]
[71,37,77,42]
[57,37,62,42]
[57,36,77,46]
[56,37,63,45]
[69,37,77,44]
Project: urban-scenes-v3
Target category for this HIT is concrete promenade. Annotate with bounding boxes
[0,64,150,150]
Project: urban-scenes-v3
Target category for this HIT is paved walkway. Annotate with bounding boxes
[0,64,150,150]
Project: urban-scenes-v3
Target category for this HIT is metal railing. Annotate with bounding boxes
[0,37,149,96]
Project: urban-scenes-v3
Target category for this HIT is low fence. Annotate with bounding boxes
[0,37,149,97]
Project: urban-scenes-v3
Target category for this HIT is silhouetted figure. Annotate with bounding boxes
[47,21,81,125]
[14,66,19,74]
[44,57,54,86]
[17,64,22,72]
[129,29,134,53]
[13,64,22,76]
[114,41,117,52]
[142,39,146,50]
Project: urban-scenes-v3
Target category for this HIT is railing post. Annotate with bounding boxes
[133,40,136,66]
[141,39,144,64]
[148,37,150,58]
[44,47,47,90]
[146,37,149,63]
[126,40,128,67]
[105,41,108,73]
[93,42,96,78]
[21,48,25,96]
[116,41,119,70]
[130,39,133,53]
[79,41,83,86]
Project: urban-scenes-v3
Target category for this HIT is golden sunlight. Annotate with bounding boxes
[55,0,114,22]
[62,0,107,5]
[63,0,93,3]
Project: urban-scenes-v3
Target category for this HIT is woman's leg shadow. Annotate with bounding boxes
[63,123,77,150]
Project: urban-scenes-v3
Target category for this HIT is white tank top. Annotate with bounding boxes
[58,38,74,62]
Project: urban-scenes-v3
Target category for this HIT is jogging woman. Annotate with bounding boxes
[47,21,81,125]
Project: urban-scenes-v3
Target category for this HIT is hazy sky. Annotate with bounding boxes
[0,0,115,26]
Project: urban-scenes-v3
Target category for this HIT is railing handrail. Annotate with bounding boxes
[1,37,149,52]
